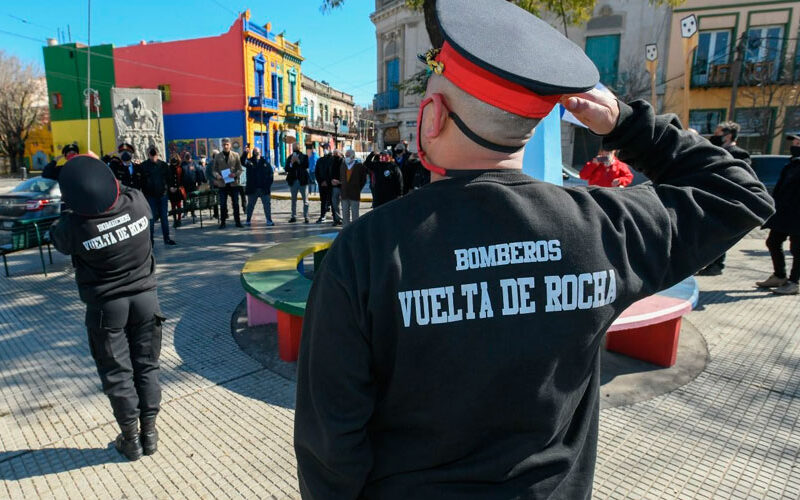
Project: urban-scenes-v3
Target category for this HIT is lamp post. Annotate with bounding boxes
[333,115,341,151]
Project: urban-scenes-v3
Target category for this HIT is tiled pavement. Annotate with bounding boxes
[1,187,799,498]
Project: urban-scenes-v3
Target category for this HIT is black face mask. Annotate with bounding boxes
[790,146,800,158]
[709,135,724,146]
[120,151,132,162]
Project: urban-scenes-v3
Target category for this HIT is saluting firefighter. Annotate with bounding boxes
[51,155,165,461]
[293,0,775,498]
[42,143,79,181]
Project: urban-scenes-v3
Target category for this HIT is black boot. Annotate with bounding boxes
[114,423,143,461]
[140,416,158,456]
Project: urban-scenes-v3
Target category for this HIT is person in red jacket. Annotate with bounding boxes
[580,148,634,187]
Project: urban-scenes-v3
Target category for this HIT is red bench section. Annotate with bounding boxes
[606,277,699,367]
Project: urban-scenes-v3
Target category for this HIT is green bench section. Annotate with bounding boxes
[1,216,59,277]
[241,233,337,361]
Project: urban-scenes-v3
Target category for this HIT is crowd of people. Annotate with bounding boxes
[40,137,431,246]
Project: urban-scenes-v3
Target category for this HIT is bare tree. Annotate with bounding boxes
[613,56,653,104]
[0,52,46,174]
[737,52,800,153]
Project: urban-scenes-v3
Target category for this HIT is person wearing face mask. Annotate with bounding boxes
[709,122,751,165]
[755,134,800,295]
[42,143,80,180]
[580,148,633,187]
[338,149,367,226]
[294,1,774,496]
[244,147,275,227]
[315,144,333,223]
[394,143,413,195]
[141,146,176,246]
[286,144,311,224]
[111,143,144,190]
[364,148,403,208]
[697,121,752,276]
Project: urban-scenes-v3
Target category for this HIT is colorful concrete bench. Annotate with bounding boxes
[240,233,337,361]
[606,277,699,367]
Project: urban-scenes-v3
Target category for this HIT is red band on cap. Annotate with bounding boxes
[437,42,560,118]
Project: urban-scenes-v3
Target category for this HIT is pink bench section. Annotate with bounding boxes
[606,277,699,367]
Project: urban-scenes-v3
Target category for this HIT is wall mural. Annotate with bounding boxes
[111,88,166,163]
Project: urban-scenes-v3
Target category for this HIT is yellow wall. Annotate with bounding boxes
[51,118,117,158]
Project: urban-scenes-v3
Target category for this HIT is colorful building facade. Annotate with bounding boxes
[42,10,306,167]
[665,0,800,154]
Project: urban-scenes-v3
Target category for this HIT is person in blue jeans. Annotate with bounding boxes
[140,146,176,246]
[244,147,275,227]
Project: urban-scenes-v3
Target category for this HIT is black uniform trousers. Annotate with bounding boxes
[85,290,163,427]
[219,185,241,224]
[767,230,800,283]
[318,184,332,219]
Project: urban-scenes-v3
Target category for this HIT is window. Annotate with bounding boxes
[689,109,725,136]
[277,75,284,103]
[692,30,731,85]
[310,100,315,121]
[254,54,266,96]
[585,35,620,86]
[158,84,171,102]
[744,25,784,81]
[385,58,400,92]
[735,107,774,154]
[271,73,278,101]
[319,103,324,122]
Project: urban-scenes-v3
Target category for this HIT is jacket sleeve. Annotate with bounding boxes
[51,214,74,255]
[396,166,404,195]
[590,100,775,297]
[295,237,374,499]
[41,160,58,180]
[579,162,596,180]
[617,162,634,186]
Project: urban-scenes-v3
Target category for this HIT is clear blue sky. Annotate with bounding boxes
[0,0,378,106]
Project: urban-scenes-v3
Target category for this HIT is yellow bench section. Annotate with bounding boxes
[240,233,337,361]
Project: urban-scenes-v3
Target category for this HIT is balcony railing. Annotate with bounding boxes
[248,96,279,110]
[692,60,781,87]
[374,90,399,111]
[285,104,308,116]
[244,20,276,42]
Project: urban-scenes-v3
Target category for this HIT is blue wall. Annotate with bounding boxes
[164,110,246,142]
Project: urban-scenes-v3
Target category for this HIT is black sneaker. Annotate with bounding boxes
[114,432,143,461]
[235,222,244,228]
[304,218,310,224]
[289,217,297,223]
[219,221,226,229]
[164,239,176,246]
[696,264,723,276]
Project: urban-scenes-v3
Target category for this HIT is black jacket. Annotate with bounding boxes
[110,158,145,191]
[724,144,751,165]
[764,157,800,234]
[51,186,157,304]
[315,154,332,184]
[181,161,202,193]
[286,153,310,186]
[294,101,774,499]
[395,151,415,194]
[245,157,274,194]
[365,153,403,207]
[140,159,170,198]
[329,155,344,183]
[41,159,62,181]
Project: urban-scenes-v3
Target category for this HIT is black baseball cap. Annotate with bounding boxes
[59,155,119,216]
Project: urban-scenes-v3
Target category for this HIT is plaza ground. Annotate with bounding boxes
[1,176,799,498]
